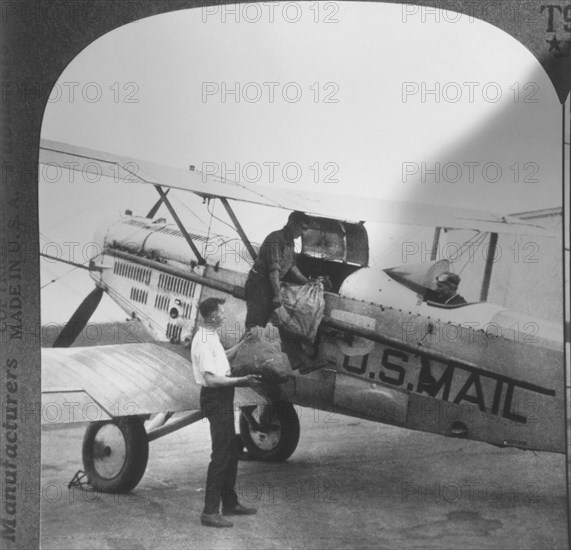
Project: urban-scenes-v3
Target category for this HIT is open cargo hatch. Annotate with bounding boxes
[294,215,369,293]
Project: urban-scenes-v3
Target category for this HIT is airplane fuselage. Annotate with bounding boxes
[90,214,565,453]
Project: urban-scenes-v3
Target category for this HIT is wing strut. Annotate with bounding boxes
[430,227,441,261]
[146,188,170,218]
[219,197,257,261]
[153,185,205,265]
[480,232,498,301]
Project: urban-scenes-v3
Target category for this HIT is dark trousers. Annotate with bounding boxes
[200,386,239,515]
[244,269,306,369]
[245,270,275,329]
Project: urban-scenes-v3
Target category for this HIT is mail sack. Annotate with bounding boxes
[231,328,292,384]
[272,282,325,343]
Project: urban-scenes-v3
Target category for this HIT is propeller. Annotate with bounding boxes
[52,287,104,348]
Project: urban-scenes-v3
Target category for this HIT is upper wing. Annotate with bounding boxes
[41,342,266,425]
[39,139,554,236]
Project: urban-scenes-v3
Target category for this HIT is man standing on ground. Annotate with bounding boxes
[192,297,260,528]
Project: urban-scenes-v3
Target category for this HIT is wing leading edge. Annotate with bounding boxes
[39,139,554,236]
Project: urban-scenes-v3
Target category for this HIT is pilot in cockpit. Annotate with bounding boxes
[430,272,467,305]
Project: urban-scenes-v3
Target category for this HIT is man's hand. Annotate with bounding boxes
[244,326,263,343]
[315,275,332,291]
[240,374,263,387]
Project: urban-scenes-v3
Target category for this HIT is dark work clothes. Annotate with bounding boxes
[200,386,239,515]
[251,229,296,279]
[444,294,467,305]
[425,289,467,305]
[246,226,309,366]
[245,227,296,329]
[244,273,302,370]
[245,270,276,328]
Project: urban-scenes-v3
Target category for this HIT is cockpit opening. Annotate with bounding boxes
[292,215,369,293]
[385,260,474,306]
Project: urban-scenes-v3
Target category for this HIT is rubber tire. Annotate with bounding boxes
[239,402,300,461]
[82,418,149,493]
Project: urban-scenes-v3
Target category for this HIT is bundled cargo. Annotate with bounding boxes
[231,328,293,384]
[272,281,325,343]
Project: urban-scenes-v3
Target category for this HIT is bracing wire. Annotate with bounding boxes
[455,232,488,276]
[168,192,211,231]
[207,198,239,235]
[39,232,94,289]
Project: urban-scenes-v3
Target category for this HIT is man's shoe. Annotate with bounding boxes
[200,513,233,528]
[222,504,258,516]
[298,357,329,374]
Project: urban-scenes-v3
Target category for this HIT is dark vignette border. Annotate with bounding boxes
[0,1,569,549]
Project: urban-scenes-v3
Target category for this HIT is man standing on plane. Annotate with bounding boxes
[245,211,327,373]
[192,297,261,528]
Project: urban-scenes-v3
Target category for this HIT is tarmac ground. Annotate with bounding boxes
[40,406,568,550]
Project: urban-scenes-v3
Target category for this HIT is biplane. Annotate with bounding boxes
[39,139,565,494]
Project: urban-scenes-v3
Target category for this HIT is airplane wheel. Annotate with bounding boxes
[82,418,148,493]
[239,402,300,461]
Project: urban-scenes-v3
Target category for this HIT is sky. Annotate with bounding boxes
[38,2,565,324]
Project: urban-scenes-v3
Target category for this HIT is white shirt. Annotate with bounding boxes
[191,326,231,386]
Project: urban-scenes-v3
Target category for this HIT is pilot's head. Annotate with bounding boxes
[286,211,311,239]
[435,272,460,300]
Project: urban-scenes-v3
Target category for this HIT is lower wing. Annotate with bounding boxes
[41,342,266,425]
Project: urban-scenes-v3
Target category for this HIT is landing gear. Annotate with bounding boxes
[239,402,300,461]
[82,418,148,493]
